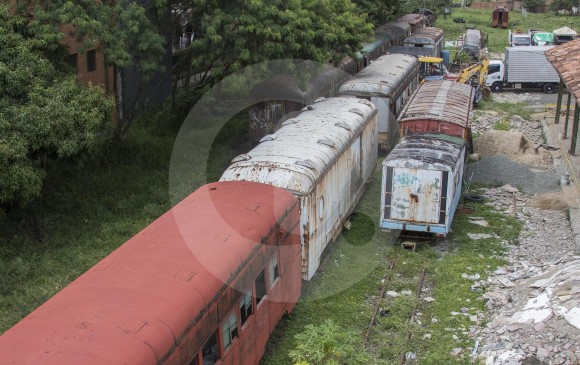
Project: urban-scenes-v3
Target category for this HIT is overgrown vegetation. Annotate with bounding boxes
[260,164,521,364]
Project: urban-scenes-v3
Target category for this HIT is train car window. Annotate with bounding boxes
[269,255,280,287]
[188,353,200,365]
[318,197,325,221]
[255,270,267,305]
[240,290,253,326]
[222,312,238,350]
[201,332,219,365]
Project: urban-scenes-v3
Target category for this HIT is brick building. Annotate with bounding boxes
[9,1,172,126]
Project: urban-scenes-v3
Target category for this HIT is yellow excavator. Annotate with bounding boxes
[418,56,491,104]
[453,58,491,103]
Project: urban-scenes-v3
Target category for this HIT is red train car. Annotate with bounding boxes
[398,80,474,150]
[0,181,301,365]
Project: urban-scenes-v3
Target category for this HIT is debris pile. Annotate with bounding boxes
[471,185,579,364]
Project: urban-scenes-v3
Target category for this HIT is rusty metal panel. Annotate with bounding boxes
[222,97,378,280]
[546,40,580,104]
[380,134,466,234]
[397,13,425,26]
[399,80,473,131]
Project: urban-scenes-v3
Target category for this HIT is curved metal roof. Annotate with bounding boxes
[338,54,419,98]
[404,27,444,45]
[383,133,465,170]
[398,80,473,128]
[220,97,377,194]
[0,181,297,365]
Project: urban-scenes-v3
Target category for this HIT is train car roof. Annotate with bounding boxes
[338,54,419,97]
[404,27,444,44]
[0,181,296,365]
[398,80,473,128]
[220,97,377,195]
[383,133,465,170]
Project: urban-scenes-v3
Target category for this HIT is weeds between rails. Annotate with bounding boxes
[364,232,437,363]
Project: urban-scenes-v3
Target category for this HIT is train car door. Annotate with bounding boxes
[389,167,445,224]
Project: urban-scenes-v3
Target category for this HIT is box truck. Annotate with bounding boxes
[485,46,560,93]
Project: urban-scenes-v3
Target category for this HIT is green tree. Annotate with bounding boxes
[549,0,577,14]
[0,7,113,207]
[155,0,373,92]
[19,0,168,140]
[352,0,399,26]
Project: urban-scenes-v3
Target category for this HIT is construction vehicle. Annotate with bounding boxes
[418,56,490,103]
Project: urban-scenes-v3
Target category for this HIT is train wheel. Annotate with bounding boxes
[491,82,503,93]
[543,83,555,94]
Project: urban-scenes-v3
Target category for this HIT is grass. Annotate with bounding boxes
[0,99,251,333]
[437,7,580,55]
[260,169,522,364]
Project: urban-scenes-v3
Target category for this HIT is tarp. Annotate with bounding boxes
[553,26,577,35]
[532,32,554,45]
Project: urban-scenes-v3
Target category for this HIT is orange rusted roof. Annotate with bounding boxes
[545,40,580,103]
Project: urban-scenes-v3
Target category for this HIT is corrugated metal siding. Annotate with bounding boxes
[505,46,560,83]
[221,97,378,280]
[398,80,473,129]
[546,39,580,103]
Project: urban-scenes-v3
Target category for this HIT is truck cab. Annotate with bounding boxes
[508,29,531,46]
[485,60,504,92]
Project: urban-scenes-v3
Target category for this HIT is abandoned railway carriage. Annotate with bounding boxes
[338,53,420,151]
[221,97,378,280]
[0,181,301,365]
[380,133,467,235]
[248,20,413,143]
[398,80,474,151]
[248,62,352,143]
[402,27,445,58]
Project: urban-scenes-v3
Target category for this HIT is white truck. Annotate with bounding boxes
[485,46,560,93]
[508,29,531,46]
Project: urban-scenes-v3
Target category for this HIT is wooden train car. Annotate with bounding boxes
[221,97,377,280]
[398,80,474,150]
[0,181,301,365]
[380,133,467,235]
[338,53,420,151]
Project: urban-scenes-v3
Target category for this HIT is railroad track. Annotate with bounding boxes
[364,234,434,363]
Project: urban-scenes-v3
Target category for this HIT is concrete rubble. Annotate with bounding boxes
[469,185,580,364]
[466,96,580,364]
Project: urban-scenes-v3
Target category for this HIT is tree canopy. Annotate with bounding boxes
[157,0,374,90]
[0,6,113,207]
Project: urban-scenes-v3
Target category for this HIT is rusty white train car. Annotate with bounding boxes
[0,181,301,365]
[221,97,378,280]
[338,53,420,151]
[398,80,474,152]
[380,133,467,235]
